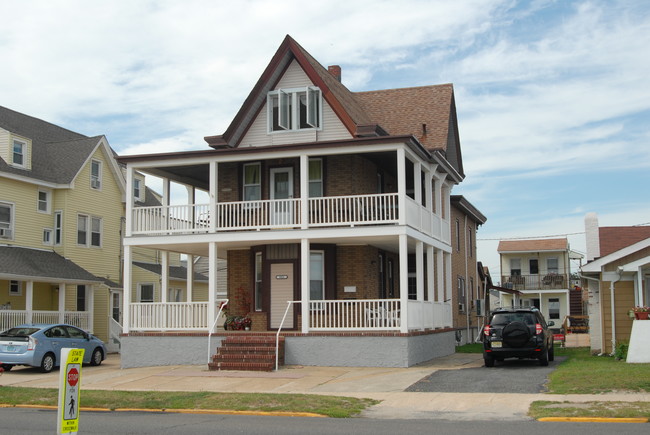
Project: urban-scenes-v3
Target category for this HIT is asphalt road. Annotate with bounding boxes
[406,356,567,393]
[0,408,646,435]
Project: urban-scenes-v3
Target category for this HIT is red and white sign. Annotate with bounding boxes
[67,367,79,387]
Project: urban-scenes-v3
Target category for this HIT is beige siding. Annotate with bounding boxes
[239,60,351,148]
[600,280,636,354]
[0,128,9,162]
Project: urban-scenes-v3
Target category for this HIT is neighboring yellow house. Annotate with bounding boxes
[0,106,208,354]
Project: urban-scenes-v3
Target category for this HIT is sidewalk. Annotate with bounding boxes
[2,353,648,420]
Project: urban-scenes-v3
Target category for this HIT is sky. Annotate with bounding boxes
[2,0,649,279]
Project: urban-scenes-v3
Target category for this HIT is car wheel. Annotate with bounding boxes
[548,344,555,362]
[501,321,531,348]
[90,348,103,366]
[1,364,13,372]
[484,354,495,367]
[539,347,549,366]
[40,353,55,373]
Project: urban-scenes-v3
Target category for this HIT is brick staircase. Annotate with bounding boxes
[208,335,284,372]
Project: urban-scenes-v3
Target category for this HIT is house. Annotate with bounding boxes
[0,106,205,353]
[117,35,471,369]
[450,195,487,344]
[497,238,584,326]
[580,212,650,355]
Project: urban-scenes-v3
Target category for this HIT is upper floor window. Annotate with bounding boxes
[510,258,521,276]
[37,190,51,213]
[467,227,473,257]
[12,140,25,167]
[77,214,102,247]
[308,158,323,197]
[455,219,461,251]
[547,258,559,274]
[10,280,22,296]
[0,202,14,239]
[54,211,62,245]
[268,87,321,132]
[90,160,102,190]
[530,258,539,274]
[133,178,142,201]
[243,163,261,201]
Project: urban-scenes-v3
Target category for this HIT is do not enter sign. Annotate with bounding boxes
[67,367,79,387]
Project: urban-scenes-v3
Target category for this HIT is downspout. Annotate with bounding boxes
[609,267,623,355]
[465,215,470,343]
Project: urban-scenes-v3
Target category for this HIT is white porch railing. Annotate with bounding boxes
[132,204,211,235]
[217,198,301,230]
[0,311,90,332]
[129,302,210,330]
[308,193,398,226]
[406,301,451,330]
[309,299,402,331]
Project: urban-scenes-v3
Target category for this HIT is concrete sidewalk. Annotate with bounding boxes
[2,353,648,420]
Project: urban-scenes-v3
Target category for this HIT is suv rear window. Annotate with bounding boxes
[491,312,536,325]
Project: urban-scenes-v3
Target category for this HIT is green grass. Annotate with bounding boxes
[455,343,483,353]
[0,388,379,418]
[530,401,650,419]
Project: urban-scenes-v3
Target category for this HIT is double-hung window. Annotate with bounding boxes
[308,158,323,197]
[37,190,51,213]
[54,211,63,245]
[310,251,324,301]
[78,214,102,247]
[91,160,102,190]
[243,163,261,202]
[268,86,321,132]
[547,258,559,274]
[134,178,142,201]
[12,140,25,167]
[0,202,14,239]
[138,283,154,303]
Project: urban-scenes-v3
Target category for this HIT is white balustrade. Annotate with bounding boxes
[309,299,401,331]
[129,302,209,330]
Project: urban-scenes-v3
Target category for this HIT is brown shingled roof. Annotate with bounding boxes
[497,238,568,252]
[598,226,650,257]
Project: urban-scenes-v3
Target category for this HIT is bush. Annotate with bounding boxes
[614,340,629,361]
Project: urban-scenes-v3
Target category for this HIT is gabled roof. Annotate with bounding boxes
[204,35,463,177]
[497,238,568,253]
[598,226,650,258]
[0,246,101,283]
[450,195,487,225]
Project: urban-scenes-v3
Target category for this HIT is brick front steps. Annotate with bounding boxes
[208,335,284,372]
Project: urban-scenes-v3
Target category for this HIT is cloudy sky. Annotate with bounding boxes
[2,0,649,276]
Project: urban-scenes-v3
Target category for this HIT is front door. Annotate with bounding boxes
[270,167,294,226]
[270,263,294,329]
[110,290,122,324]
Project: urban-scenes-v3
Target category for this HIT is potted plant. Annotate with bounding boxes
[632,306,649,320]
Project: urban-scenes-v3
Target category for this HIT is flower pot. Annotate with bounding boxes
[634,312,649,320]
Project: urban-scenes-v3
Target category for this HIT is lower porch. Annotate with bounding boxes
[0,309,91,332]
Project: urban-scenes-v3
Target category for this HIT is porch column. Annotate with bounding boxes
[427,246,434,302]
[301,238,310,333]
[414,161,422,206]
[163,177,170,230]
[208,242,218,331]
[26,281,33,324]
[445,252,452,326]
[58,283,66,323]
[636,267,644,306]
[436,249,445,303]
[300,154,309,229]
[186,185,196,230]
[425,169,433,212]
[396,148,407,226]
[125,165,134,237]
[123,245,132,334]
[416,240,424,331]
[209,161,218,232]
[399,234,409,333]
[87,284,95,332]
[434,174,442,218]
[186,254,194,302]
[161,251,169,304]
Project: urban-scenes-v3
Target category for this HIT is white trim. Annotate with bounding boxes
[11,139,26,168]
[37,188,52,214]
[90,159,103,190]
[0,201,15,240]
[137,282,155,303]
[582,237,650,272]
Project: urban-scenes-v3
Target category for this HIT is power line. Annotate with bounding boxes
[477,231,585,241]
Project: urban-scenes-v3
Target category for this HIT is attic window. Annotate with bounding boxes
[268,87,321,132]
[12,140,25,167]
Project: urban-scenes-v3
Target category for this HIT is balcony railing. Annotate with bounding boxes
[129,302,210,330]
[0,310,91,332]
[501,273,569,291]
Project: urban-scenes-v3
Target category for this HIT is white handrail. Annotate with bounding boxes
[276,300,300,371]
[207,299,228,364]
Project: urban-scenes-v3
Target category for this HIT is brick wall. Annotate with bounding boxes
[227,250,252,316]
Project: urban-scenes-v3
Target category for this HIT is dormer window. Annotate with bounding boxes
[91,159,102,190]
[12,140,25,167]
[134,178,142,201]
[268,87,321,132]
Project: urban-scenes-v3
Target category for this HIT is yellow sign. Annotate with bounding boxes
[57,348,85,434]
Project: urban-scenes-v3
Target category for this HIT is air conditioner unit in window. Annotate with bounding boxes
[0,228,12,238]
[458,303,465,312]
[91,179,101,189]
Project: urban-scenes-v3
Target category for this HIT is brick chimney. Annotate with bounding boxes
[328,65,341,82]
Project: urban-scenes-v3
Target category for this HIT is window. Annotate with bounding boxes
[458,276,466,312]
[168,288,182,302]
[456,219,461,251]
[255,252,263,311]
[310,251,324,300]
[134,178,142,201]
[138,283,154,302]
[0,202,13,239]
[91,217,101,247]
[37,190,50,213]
[308,158,323,197]
[90,160,102,189]
[77,214,102,247]
[468,227,473,257]
[408,254,416,300]
[268,86,321,132]
[10,280,22,296]
[76,285,86,311]
[548,298,560,319]
[77,215,88,245]
[54,212,62,245]
[530,259,539,274]
[12,140,25,167]
[547,258,558,274]
[243,163,261,201]
[43,228,53,245]
[510,258,521,276]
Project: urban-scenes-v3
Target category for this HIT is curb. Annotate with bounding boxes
[538,417,648,423]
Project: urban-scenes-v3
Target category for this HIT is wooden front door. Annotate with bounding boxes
[270,263,294,329]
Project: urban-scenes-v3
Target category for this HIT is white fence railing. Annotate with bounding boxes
[217,198,301,230]
[129,302,210,330]
[406,301,451,330]
[309,299,402,331]
[308,193,398,227]
[0,311,90,332]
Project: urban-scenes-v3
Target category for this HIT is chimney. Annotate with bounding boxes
[328,65,341,82]
[585,212,600,262]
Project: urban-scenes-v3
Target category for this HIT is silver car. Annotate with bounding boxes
[0,324,106,373]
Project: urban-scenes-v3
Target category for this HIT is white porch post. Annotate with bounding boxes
[300,155,309,229]
[25,281,33,324]
[427,246,434,302]
[87,284,95,332]
[397,148,407,226]
[58,283,66,323]
[208,242,218,331]
[123,245,132,334]
[161,251,169,304]
[416,240,424,331]
[399,234,409,333]
[436,249,445,303]
[187,254,194,302]
[163,177,170,230]
[414,161,422,206]
[445,252,452,326]
[209,161,218,232]
[301,238,310,333]
[125,165,134,237]
[636,267,644,306]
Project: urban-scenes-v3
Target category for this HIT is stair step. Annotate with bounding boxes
[217,346,278,354]
[208,361,275,372]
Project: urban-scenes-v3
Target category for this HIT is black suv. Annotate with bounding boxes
[482,307,555,367]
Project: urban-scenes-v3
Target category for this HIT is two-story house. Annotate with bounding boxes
[497,238,584,325]
[117,35,468,369]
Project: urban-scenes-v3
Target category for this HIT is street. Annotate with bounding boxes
[0,408,646,435]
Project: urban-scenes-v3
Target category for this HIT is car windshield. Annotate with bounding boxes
[491,313,535,325]
[0,327,41,337]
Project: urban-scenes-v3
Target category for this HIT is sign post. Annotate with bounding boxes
[57,348,85,434]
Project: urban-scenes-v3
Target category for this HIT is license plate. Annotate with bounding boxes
[6,345,17,352]
[491,341,502,348]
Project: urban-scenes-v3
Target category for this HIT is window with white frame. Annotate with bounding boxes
[90,217,101,247]
[43,228,53,245]
[547,257,559,274]
[254,252,263,311]
[90,160,102,190]
[458,276,466,312]
[54,211,62,245]
[0,202,14,239]
[510,258,521,276]
[268,86,321,132]
[37,190,50,213]
[310,251,324,300]
[12,140,25,167]
[138,283,155,302]
[168,288,182,302]
[77,285,86,311]
[243,163,261,201]
[308,158,323,197]
[548,297,560,319]
[77,214,102,247]
[10,280,22,296]
[134,178,142,201]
